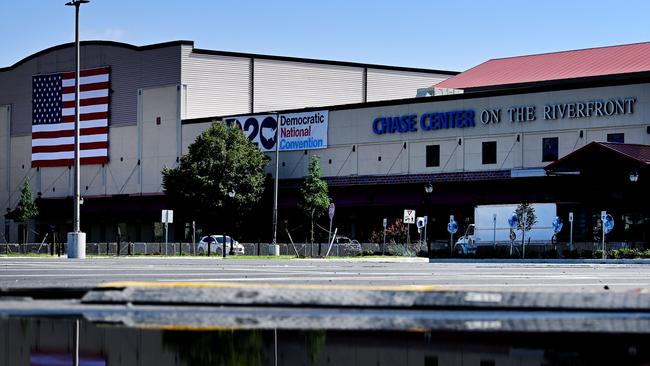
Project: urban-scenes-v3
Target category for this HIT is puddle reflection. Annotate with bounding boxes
[1,317,648,365]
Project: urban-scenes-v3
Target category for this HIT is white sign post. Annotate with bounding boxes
[328,203,335,257]
[416,217,425,246]
[601,210,607,259]
[162,210,173,256]
[568,212,574,252]
[422,216,429,250]
[382,218,387,256]
[492,213,497,249]
[404,209,415,248]
[449,215,455,255]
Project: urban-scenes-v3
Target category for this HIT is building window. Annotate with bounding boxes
[542,137,559,162]
[607,133,624,143]
[482,141,497,164]
[426,145,440,167]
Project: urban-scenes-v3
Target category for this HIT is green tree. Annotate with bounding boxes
[515,203,537,250]
[300,156,331,245]
[15,178,38,245]
[162,122,269,234]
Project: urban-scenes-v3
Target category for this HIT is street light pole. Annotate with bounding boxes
[272,122,280,246]
[65,0,89,259]
[228,189,235,255]
[424,183,433,257]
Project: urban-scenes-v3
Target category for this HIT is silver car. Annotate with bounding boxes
[197,235,245,255]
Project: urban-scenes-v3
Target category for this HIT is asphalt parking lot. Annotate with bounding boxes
[2,257,650,292]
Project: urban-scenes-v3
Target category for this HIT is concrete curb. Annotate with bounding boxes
[428,258,650,265]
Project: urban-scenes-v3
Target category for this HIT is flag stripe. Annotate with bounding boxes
[32,126,108,139]
[61,97,109,108]
[61,112,108,123]
[32,119,108,133]
[62,81,109,94]
[32,134,108,147]
[32,141,109,153]
[62,74,109,87]
[62,104,108,116]
[32,149,108,161]
[32,156,109,168]
[62,90,108,102]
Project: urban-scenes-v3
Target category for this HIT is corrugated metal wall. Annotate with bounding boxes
[366,69,449,102]
[180,48,453,119]
[181,46,251,119]
[253,60,364,112]
[0,43,181,136]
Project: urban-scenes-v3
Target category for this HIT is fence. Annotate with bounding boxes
[0,242,378,257]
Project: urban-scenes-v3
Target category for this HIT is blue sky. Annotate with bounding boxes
[2,1,649,72]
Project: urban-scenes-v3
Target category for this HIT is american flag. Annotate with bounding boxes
[31,67,110,167]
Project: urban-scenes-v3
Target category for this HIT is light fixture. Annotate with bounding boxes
[424,182,433,194]
[65,0,89,5]
[228,189,236,198]
[629,170,639,183]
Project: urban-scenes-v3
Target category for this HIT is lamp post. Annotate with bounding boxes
[424,182,433,257]
[228,189,235,255]
[65,0,89,259]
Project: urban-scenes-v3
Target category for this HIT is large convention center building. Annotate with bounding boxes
[1,40,649,246]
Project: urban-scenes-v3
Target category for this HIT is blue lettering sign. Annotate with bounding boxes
[373,110,475,135]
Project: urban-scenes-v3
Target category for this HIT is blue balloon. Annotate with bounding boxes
[604,214,614,234]
[552,216,563,234]
[508,213,518,229]
[447,220,458,234]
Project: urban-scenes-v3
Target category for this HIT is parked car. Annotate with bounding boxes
[333,235,362,254]
[197,235,245,255]
[334,235,360,245]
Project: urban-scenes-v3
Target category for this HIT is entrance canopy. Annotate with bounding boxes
[545,142,649,183]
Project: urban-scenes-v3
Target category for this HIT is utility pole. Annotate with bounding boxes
[65,0,89,259]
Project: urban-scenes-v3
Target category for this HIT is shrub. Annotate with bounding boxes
[387,244,416,257]
[616,248,641,259]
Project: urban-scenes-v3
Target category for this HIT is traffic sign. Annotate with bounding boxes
[328,203,335,220]
[604,214,615,234]
[383,218,388,228]
[447,220,458,234]
[416,217,425,229]
[403,209,416,224]
[569,212,573,222]
[161,210,173,224]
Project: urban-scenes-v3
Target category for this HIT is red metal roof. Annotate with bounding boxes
[599,142,650,164]
[435,42,650,90]
[545,142,650,173]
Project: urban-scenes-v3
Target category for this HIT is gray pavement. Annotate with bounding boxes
[2,257,650,292]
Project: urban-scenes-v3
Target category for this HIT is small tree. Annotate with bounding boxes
[515,203,537,247]
[162,122,269,235]
[369,219,408,245]
[15,179,39,246]
[299,156,331,245]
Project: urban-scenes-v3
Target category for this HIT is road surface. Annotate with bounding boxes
[2,257,649,292]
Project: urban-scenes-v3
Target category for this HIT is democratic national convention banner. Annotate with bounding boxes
[224,110,328,152]
[277,110,328,151]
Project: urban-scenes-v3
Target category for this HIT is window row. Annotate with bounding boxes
[425,133,625,167]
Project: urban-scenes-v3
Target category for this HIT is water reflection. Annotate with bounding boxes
[1,317,649,365]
